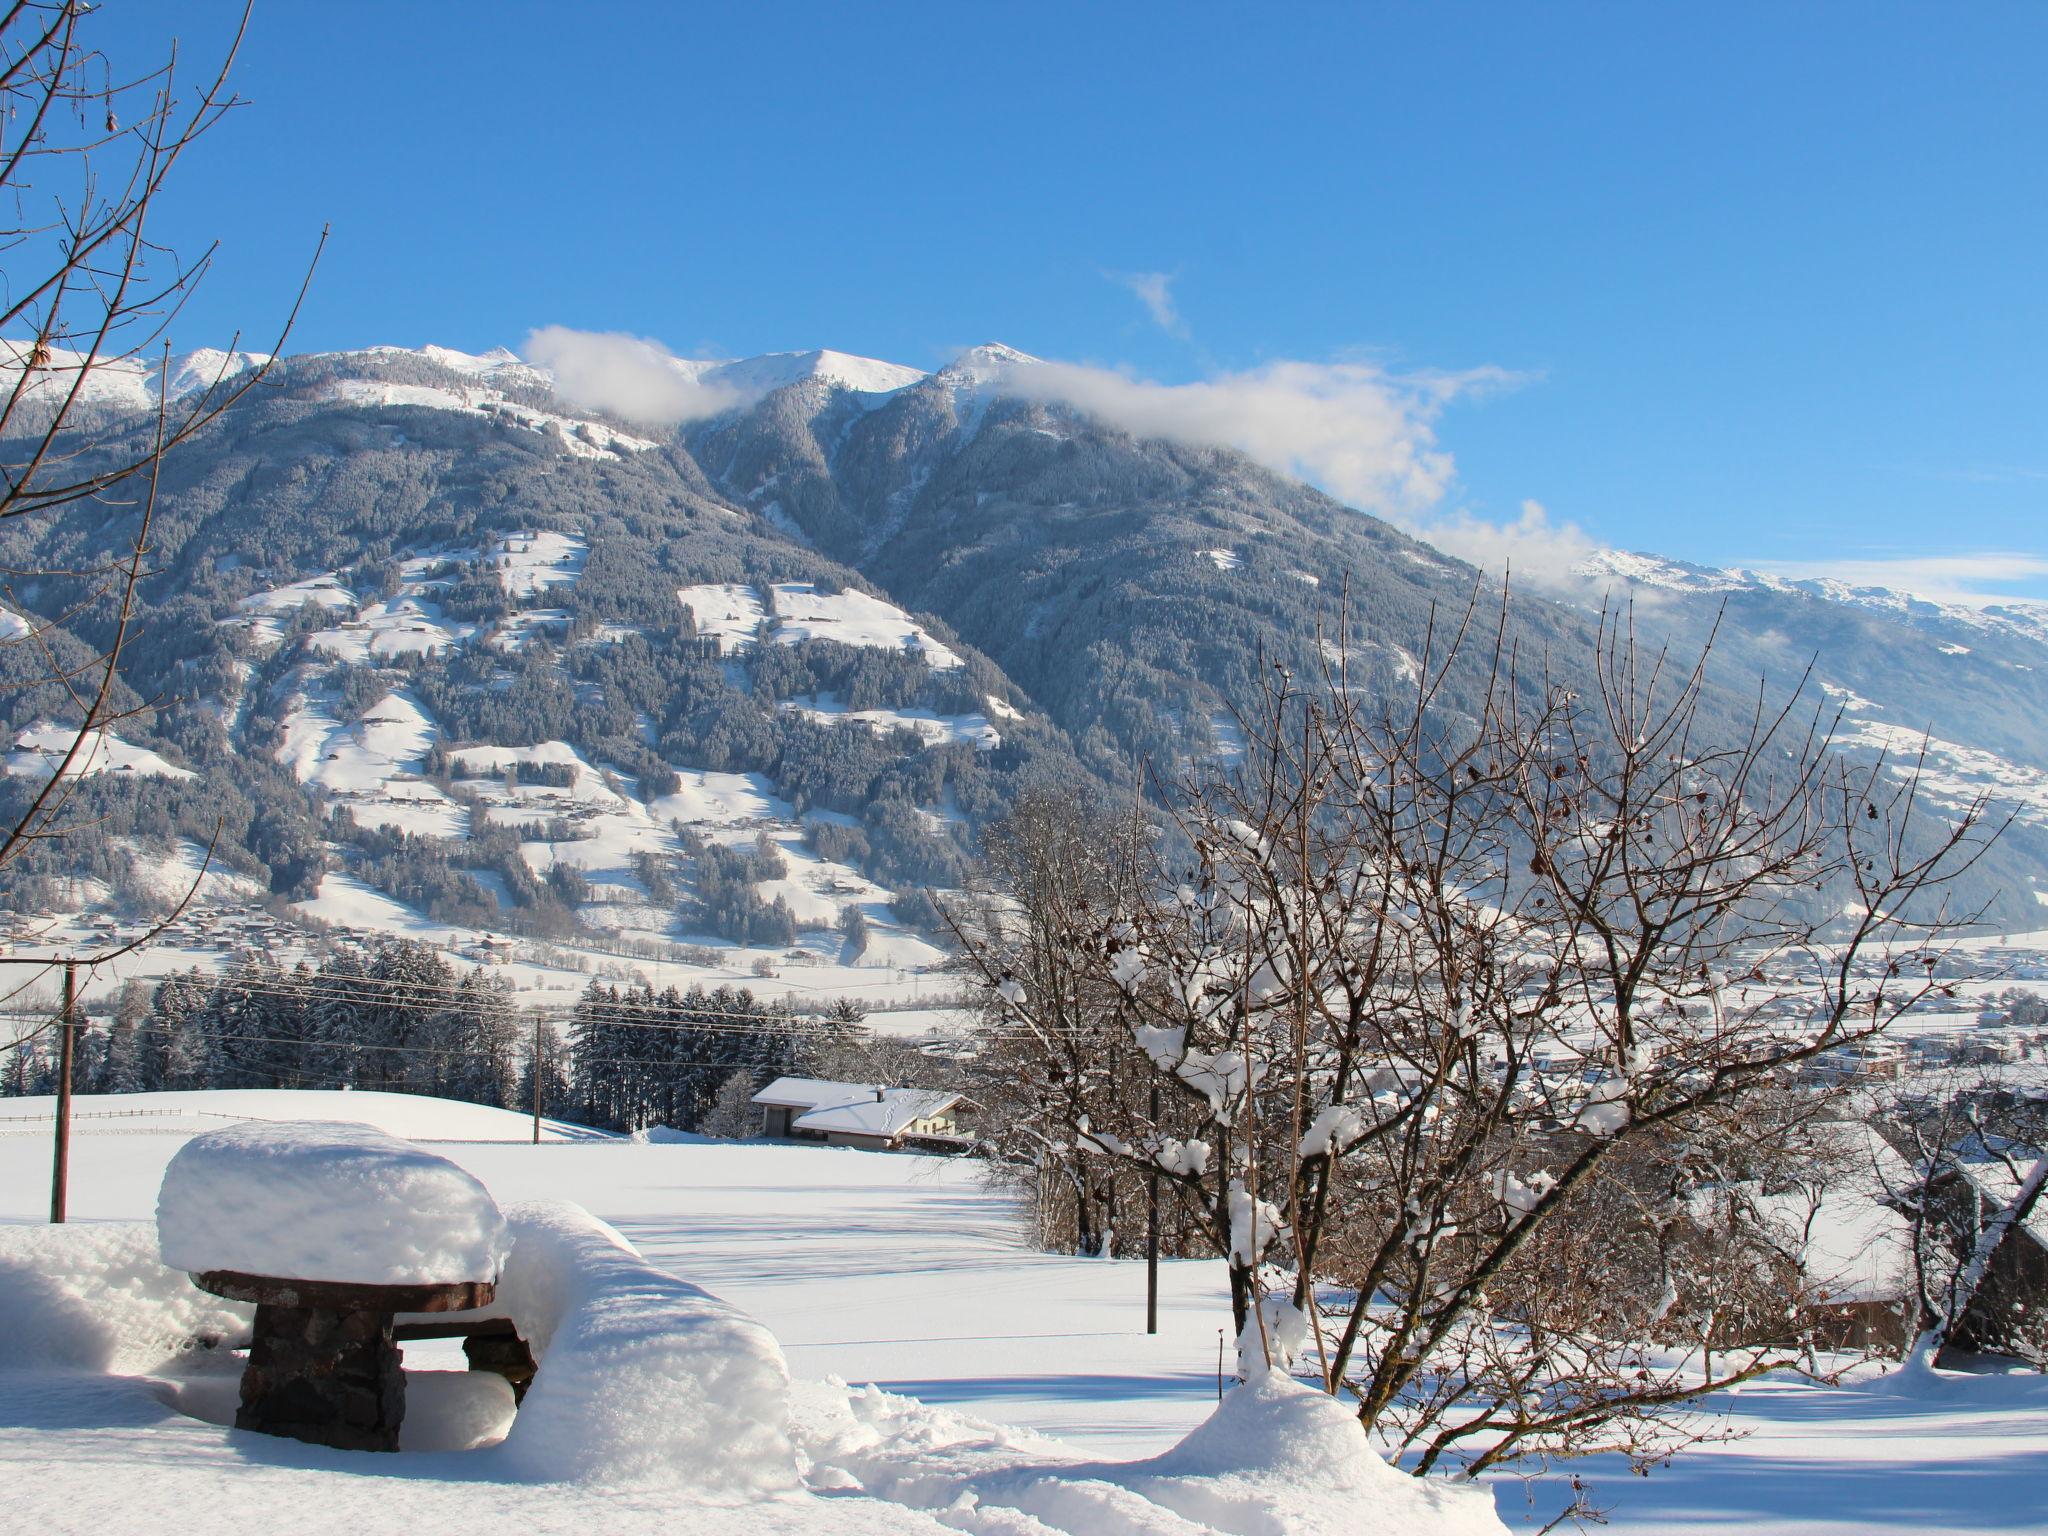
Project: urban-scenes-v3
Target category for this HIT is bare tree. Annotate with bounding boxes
[0,2,319,1011]
[954,592,1996,1476]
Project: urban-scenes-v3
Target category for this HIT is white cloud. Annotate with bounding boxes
[1422,499,1601,589]
[1744,552,2048,608]
[522,326,756,425]
[998,354,1522,523]
[1108,270,1190,341]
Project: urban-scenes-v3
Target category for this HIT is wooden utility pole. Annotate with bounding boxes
[1146,1078,1160,1333]
[51,961,77,1223]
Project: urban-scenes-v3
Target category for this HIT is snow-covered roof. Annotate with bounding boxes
[751,1076,961,1141]
[795,1089,961,1140]
[752,1076,886,1111]
[1745,1123,1916,1304]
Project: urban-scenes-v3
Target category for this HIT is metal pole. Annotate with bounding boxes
[531,1013,542,1144]
[1146,1078,1160,1334]
[51,961,76,1223]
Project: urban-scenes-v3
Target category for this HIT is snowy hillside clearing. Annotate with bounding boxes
[334,378,660,461]
[770,581,963,669]
[6,722,193,781]
[492,529,587,597]
[678,581,768,654]
[1833,709,2048,830]
[282,690,465,839]
[225,575,356,648]
[780,694,1001,749]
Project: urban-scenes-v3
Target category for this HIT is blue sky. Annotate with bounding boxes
[121,2,2047,599]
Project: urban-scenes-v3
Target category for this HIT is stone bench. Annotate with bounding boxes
[159,1120,514,1453]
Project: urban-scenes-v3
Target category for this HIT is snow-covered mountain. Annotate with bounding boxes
[1,333,2045,1007]
[1579,548,2048,651]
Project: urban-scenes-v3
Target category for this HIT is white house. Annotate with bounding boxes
[750,1076,965,1152]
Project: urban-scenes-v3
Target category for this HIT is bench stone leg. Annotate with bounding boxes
[236,1302,405,1452]
[463,1325,538,1403]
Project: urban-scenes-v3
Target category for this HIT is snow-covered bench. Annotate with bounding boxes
[157,1120,512,1451]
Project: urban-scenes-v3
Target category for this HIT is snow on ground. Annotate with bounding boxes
[860,1004,978,1041]
[1201,548,1243,572]
[649,766,784,824]
[0,1097,1510,1535]
[4,1094,2045,1533]
[492,530,586,597]
[119,838,271,909]
[224,575,356,649]
[294,871,469,944]
[1207,711,1247,765]
[0,1089,606,1142]
[770,582,962,670]
[848,926,949,972]
[0,342,267,412]
[692,348,927,398]
[450,740,676,887]
[307,592,474,663]
[677,582,767,654]
[489,608,573,651]
[6,721,192,780]
[0,1105,2039,1536]
[1833,709,2048,830]
[282,690,465,839]
[334,378,659,461]
[781,693,1000,749]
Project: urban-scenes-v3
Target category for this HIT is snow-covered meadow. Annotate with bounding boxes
[2,1090,2043,1534]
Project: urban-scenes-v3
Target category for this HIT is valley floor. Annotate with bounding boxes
[2,1091,2044,1533]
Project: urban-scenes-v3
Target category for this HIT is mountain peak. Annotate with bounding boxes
[945,342,1040,373]
[702,348,925,398]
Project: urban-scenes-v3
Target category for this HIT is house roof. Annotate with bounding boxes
[752,1076,886,1111]
[795,1089,961,1140]
[751,1075,962,1141]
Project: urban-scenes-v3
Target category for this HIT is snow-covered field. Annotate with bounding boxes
[770,581,963,669]
[2,1090,2044,1533]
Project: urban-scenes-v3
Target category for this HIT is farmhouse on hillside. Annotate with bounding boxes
[751,1075,967,1152]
